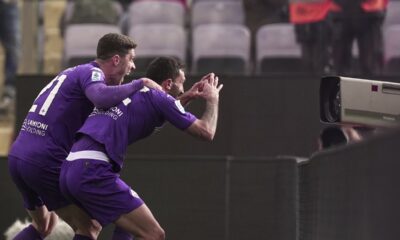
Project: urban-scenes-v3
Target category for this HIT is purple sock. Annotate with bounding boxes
[12,224,43,240]
[112,226,133,240]
[73,234,92,240]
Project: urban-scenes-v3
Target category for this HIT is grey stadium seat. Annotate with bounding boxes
[384,24,400,74]
[256,23,303,74]
[384,1,400,27]
[128,1,185,27]
[192,0,242,3]
[191,1,245,28]
[128,24,187,73]
[192,24,250,75]
[63,24,121,67]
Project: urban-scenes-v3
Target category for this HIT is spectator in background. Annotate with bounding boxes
[0,0,20,114]
[331,0,388,76]
[289,0,339,74]
[318,126,363,150]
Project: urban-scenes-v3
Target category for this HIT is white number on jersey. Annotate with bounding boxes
[29,74,67,116]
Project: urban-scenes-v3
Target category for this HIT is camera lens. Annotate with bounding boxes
[324,83,341,122]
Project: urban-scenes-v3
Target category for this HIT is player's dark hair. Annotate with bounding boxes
[96,33,137,60]
[145,57,184,84]
[320,126,348,149]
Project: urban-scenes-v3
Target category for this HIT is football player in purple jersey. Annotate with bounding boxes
[8,33,162,240]
[59,57,223,240]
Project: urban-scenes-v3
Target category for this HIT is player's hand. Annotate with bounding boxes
[140,78,162,91]
[198,73,223,102]
[177,80,205,106]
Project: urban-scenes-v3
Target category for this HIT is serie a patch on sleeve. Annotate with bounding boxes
[91,70,102,81]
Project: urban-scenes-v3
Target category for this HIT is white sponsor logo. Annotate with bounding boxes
[175,100,185,114]
[123,98,131,106]
[91,71,101,81]
[89,106,123,120]
[140,86,150,92]
[130,189,140,198]
[21,119,49,136]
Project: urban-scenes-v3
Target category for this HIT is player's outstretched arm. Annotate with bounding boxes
[85,78,161,109]
[185,74,223,141]
[140,78,162,91]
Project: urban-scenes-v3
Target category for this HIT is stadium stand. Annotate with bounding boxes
[191,24,251,75]
[191,0,242,3]
[127,0,185,27]
[63,24,121,67]
[128,24,187,73]
[255,23,303,74]
[383,24,400,74]
[191,1,245,28]
[384,1,400,27]
[60,0,123,38]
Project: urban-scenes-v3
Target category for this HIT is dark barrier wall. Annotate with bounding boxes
[17,75,399,157]
[0,158,27,236]
[0,156,299,240]
[16,74,325,157]
[300,129,400,240]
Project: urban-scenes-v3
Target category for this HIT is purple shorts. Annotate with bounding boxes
[8,155,70,211]
[60,158,144,227]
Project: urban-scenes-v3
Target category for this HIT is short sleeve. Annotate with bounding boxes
[80,66,106,91]
[154,91,197,130]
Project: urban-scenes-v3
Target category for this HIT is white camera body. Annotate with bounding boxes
[320,76,400,128]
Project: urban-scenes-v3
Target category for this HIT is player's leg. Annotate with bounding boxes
[114,204,165,240]
[27,206,58,237]
[60,158,162,239]
[56,204,102,240]
[112,226,134,240]
[8,156,58,239]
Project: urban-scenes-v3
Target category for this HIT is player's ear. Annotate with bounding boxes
[111,54,120,66]
[163,79,173,90]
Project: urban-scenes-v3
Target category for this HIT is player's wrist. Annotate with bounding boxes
[207,95,219,104]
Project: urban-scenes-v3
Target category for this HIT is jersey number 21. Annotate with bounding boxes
[29,74,67,116]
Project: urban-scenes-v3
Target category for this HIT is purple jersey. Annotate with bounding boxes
[9,62,107,167]
[75,87,197,171]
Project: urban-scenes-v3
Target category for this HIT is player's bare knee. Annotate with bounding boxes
[78,220,102,239]
[89,220,102,236]
[31,212,57,237]
[145,226,165,240]
[156,227,166,240]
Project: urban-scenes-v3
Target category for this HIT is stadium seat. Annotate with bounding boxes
[192,24,250,75]
[256,23,304,74]
[384,1,400,27]
[63,24,121,67]
[128,24,187,73]
[384,24,400,74]
[191,1,245,28]
[63,1,124,23]
[128,1,185,27]
[192,0,242,3]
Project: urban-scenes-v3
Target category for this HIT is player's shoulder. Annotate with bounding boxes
[138,87,172,100]
[69,62,105,82]
[66,62,103,75]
